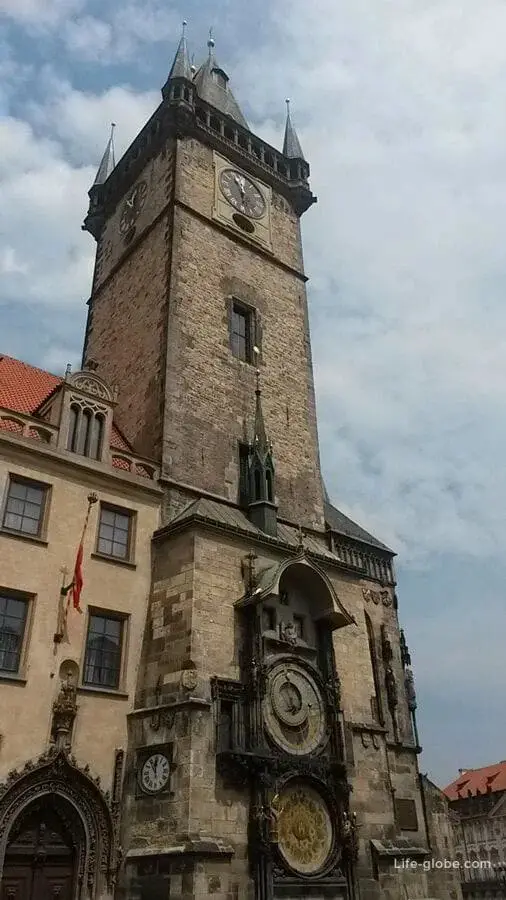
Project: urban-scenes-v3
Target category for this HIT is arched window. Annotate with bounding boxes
[365,612,383,724]
[254,468,262,502]
[67,404,79,451]
[266,469,273,503]
[67,405,105,461]
[77,409,92,456]
[88,414,104,461]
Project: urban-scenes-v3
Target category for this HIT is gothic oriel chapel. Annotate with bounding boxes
[0,25,459,900]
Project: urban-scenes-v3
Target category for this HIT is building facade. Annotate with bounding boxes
[0,25,459,900]
[444,762,506,900]
[0,357,162,900]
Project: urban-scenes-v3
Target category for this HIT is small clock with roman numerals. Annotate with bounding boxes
[139,751,171,794]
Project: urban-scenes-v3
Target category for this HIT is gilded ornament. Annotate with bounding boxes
[276,783,333,875]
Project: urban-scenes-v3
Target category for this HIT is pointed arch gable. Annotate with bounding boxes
[236,552,355,630]
[0,749,116,895]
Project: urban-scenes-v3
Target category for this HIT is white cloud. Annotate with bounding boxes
[0,0,84,27]
[0,84,156,317]
[232,0,506,565]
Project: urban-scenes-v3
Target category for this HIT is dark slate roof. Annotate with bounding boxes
[167,30,192,81]
[283,102,305,160]
[93,127,116,186]
[166,497,337,561]
[324,499,393,553]
[193,48,248,129]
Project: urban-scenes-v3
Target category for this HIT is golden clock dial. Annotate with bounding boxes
[277,782,334,875]
[119,180,148,234]
[219,169,266,219]
[263,663,326,755]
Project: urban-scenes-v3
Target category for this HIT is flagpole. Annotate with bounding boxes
[53,565,70,649]
[70,492,98,614]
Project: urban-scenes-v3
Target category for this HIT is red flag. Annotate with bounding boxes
[72,542,84,613]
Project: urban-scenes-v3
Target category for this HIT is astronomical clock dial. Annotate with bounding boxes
[276,782,334,876]
[119,180,148,234]
[139,752,170,794]
[263,663,326,756]
[219,168,266,219]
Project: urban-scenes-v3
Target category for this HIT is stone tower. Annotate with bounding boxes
[82,25,448,900]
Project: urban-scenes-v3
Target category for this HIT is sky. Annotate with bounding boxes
[1,0,505,788]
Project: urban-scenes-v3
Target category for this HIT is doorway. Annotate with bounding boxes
[1,800,76,900]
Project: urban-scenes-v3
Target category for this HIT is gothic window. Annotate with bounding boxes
[96,504,134,561]
[2,476,48,537]
[266,467,274,502]
[230,301,255,363]
[365,612,384,724]
[67,402,104,460]
[0,593,28,673]
[254,467,262,500]
[83,612,125,689]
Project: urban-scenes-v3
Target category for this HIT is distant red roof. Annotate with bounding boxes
[443,761,506,800]
[0,354,130,452]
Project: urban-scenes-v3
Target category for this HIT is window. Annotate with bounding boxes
[0,593,28,673]
[2,477,47,537]
[67,403,104,460]
[230,302,254,363]
[97,505,133,560]
[83,612,124,689]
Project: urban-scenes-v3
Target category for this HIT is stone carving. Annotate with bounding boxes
[405,667,417,711]
[70,373,112,401]
[279,621,298,645]
[0,748,116,892]
[363,588,391,607]
[51,671,78,750]
[385,665,398,710]
[180,668,198,692]
[400,629,412,668]
[342,811,359,862]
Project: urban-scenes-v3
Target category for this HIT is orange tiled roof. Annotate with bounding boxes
[443,761,506,800]
[0,354,130,452]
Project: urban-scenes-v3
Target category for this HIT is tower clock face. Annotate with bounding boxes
[219,169,266,219]
[263,663,327,755]
[139,752,170,794]
[119,180,148,234]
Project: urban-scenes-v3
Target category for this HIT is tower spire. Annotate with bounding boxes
[93,123,116,186]
[253,367,269,453]
[283,99,305,161]
[192,29,248,128]
[245,351,277,536]
[167,20,192,81]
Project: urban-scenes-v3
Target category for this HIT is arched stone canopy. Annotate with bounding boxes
[236,552,355,630]
[0,749,117,897]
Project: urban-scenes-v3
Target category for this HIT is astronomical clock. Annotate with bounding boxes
[212,555,358,900]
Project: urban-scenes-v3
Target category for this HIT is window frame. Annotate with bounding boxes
[229,298,256,364]
[94,502,136,564]
[0,588,34,680]
[81,607,128,693]
[1,474,51,541]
